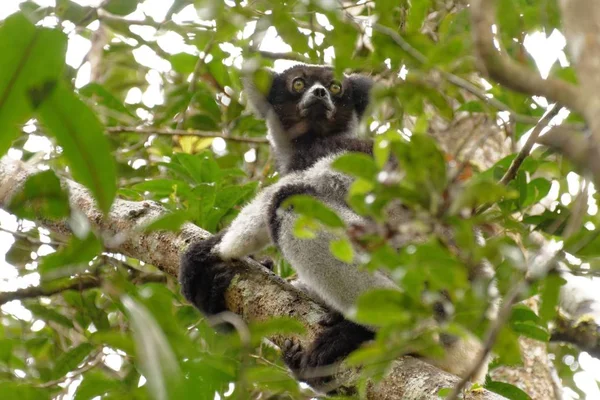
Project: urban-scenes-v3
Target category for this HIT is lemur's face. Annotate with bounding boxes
[265,65,372,138]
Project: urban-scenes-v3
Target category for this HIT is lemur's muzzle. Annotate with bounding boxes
[299,85,334,119]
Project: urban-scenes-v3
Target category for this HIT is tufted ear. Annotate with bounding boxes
[347,74,374,119]
[242,67,276,119]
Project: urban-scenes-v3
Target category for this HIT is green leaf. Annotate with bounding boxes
[249,318,305,347]
[391,134,447,193]
[354,289,410,326]
[174,152,221,184]
[0,13,66,157]
[90,332,135,354]
[330,238,354,263]
[32,81,116,213]
[521,178,551,207]
[486,381,532,400]
[79,83,135,119]
[8,170,69,220]
[250,68,274,97]
[539,274,566,323]
[52,343,94,380]
[282,195,344,228]
[143,211,190,232]
[103,0,138,15]
[407,0,431,32]
[26,304,73,328]
[75,372,122,400]
[132,179,190,197]
[0,383,48,400]
[451,179,518,212]
[169,53,198,75]
[510,304,540,325]
[122,295,184,400]
[38,234,102,274]
[332,152,379,181]
[493,326,522,365]
[457,101,485,113]
[511,321,550,342]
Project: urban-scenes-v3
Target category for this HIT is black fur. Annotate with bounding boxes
[348,74,374,118]
[283,311,375,387]
[179,231,234,316]
[267,183,319,246]
[287,136,373,173]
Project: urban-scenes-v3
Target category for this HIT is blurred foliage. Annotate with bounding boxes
[0,0,598,399]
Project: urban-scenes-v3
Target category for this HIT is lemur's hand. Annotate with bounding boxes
[179,232,235,316]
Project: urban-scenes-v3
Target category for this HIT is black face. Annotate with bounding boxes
[266,65,372,139]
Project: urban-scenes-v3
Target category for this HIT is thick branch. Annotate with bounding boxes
[536,126,600,188]
[552,311,600,359]
[559,0,600,142]
[0,157,504,400]
[107,126,269,144]
[469,0,585,115]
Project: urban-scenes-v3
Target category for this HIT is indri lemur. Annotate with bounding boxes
[179,64,487,385]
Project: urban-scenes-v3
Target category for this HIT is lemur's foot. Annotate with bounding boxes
[179,232,234,316]
[248,255,275,271]
[283,312,375,389]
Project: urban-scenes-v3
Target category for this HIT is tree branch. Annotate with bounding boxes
[552,311,600,359]
[371,23,583,129]
[559,0,600,142]
[536,126,600,188]
[0,157,504,400]
[106,126,269,144]
[499,104,562,185]
[0,273,166,305]
[447,280,527,400]
[469,0,586,116]
[249,49,312,63]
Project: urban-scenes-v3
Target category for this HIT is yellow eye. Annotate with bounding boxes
[292,78,305,92]
[329,81,342,95]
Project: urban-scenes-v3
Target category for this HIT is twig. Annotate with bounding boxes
[0,226,63,246]
[0,273,166,305]
[499,104,562,185]
[37,351,103,388]
[176,37,216,129]
[252,49,312,63]
[106,126,269,144]
[447,280,527,399]
[470,0,585,116]
[370,24,582,129]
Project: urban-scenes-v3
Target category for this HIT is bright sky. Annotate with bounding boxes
[0,1,599,399]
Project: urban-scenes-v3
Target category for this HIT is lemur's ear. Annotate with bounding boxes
[347,74,374,118]
[242,66,276,119]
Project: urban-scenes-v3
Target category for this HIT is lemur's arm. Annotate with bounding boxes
[179,184,280,314]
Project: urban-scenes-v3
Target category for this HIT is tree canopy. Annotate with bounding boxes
[0,1,599,399]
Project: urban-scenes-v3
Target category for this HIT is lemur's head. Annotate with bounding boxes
[244,64,373,139]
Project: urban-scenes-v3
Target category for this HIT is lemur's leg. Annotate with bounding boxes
[267,184,396,381]
[283,314,374,388]
[179,186,279,315]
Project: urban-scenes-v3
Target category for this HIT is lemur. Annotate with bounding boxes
[179,64,488,387]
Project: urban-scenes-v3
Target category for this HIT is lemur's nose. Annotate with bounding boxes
[313,87,327,98]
